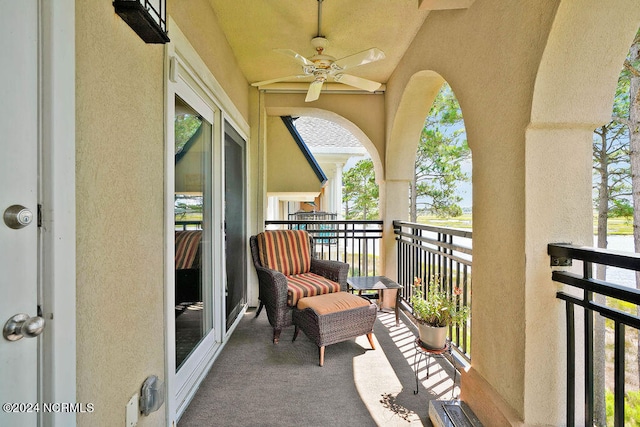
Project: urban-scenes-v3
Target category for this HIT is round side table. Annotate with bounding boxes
[413,338,457,398]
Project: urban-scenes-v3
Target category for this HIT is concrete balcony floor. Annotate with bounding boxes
[179,308,460,426]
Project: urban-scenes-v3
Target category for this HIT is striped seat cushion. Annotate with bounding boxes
[175,230,202,270]
[287,273,341,307]
[256,230,311,276]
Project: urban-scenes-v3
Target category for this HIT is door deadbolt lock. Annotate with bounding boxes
[3,313,45,341]
[3,205,33,229]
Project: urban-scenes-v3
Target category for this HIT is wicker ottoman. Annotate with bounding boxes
[292,291,377,366]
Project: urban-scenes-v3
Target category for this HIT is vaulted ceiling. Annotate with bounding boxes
[206,0,467,91]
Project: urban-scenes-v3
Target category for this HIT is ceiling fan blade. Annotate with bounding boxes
[275,49,314,66]
[334,74,382,92]
[333,48,385,70]
[305,80,324,102]
[251,74,309,87]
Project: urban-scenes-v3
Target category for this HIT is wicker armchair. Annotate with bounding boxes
[250,229,349,343]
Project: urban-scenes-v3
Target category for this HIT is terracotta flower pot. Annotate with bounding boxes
[417,322,447,350]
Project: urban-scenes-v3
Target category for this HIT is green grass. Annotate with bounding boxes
[418,214,634,235]
[417,214,472,229]
[598,216,634,235]
[175,212,202,222]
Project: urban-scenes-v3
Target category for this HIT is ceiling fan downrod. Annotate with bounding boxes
[316,0,323,38]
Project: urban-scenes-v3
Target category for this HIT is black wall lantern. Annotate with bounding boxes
[113,0,169,44]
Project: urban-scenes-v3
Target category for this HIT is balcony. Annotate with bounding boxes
[178,220,475,425]
[177,221,639,426]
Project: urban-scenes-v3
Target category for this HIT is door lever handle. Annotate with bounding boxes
[3,313,45,341]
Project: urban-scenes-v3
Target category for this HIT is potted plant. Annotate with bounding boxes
[410,276,469,349]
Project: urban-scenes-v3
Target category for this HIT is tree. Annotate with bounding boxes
[592,111,631,427]
[342,159,379,220]
[593,120,631,253]
[411,83,470,222]
[613,28,640,384]
[591,30,638,425]
[175,114,202,155]
[592,121,629,426]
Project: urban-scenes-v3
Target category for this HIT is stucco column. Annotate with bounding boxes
[380,179,410,279]
[522,125,593,425]
[462,125,593,425]
[333,162,344,217]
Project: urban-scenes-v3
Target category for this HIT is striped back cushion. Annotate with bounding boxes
[175,230,202,270]
[256,230,311,276]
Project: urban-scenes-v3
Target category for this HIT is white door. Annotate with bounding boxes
[0,1,43,425]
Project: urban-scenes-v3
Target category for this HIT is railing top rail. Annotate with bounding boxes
[548,243,640,271]
[266,220,383,225]
[393,220,472,239]
[394,229,472,255]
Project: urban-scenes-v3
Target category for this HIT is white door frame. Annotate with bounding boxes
[164,19,250,424]
[39,0,77,425]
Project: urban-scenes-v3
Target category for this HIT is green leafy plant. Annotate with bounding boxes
[410,276,469,327]
[605,389,640,426]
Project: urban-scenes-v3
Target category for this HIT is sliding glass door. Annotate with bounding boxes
[166,38,250,421]
[174,95,214,370]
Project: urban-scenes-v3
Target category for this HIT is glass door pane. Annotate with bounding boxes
[174,95,213,370]
[224,123,246,330]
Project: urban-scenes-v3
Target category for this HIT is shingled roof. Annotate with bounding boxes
[293,116,364,149]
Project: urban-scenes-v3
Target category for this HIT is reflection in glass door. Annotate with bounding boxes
[174,95,213,370]
[224,123,246,330]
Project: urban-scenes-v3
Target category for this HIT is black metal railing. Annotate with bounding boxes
[549,243,640,427]
[393,221,472,360]
[288,211,337,221]
[265,220,384,277]
[175,220,202,230]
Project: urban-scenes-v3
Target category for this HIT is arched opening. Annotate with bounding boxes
[261,108,383,222]
[293,116,374,220]
[261,108,386,277]
[410,82,471,225]
[589,27,640,426]
[265,107,383,181]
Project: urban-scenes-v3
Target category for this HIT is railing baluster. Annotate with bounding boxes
[614,322,625,427]
[566,300,575,427]
[584,261,594,427]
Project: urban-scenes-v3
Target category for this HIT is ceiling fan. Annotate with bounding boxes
[251,0,386,102]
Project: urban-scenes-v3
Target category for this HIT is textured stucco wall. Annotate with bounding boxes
[266,116,323,194]
[170,0,250,122]
[76,1,165,426]
[386,2,561,416]
[76,0,253,423]
[385,0,640,424]
[524,1,640,423]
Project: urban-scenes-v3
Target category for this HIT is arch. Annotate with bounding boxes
[265,106,384,184]
[531,0,640,128]
[386,70,445,181]
[522,1,640,424]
